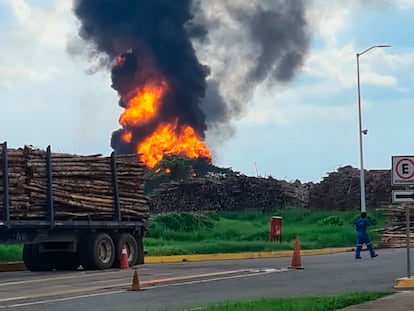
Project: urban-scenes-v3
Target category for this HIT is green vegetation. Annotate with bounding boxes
[0,208,384,262]
[145,208,384,256]
[0,245,22,263]
[167,292,391,311]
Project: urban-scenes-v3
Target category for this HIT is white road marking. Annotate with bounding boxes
[148,268,289,289]
[0,291,125,309]
[0,270,124,287]
[0,268,289,308]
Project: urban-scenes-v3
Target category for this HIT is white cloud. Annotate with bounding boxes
[0,1,74,89]
[306,2,352,46]
[361,71,396,87]
[0,64,60,83]
[5,0,73,47]
[383,51,414,72]
[278,103,354,129]
[240,108,288,126]
[239,82,356,127]
[305,44,356,88]
[395,0,414,9]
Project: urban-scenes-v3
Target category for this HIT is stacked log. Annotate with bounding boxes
[307,166,391,210]
[148,165,394,213]
[379,205,414,248]
[0,145,149,221]
[150,175,284,213]
[278,179,314,208]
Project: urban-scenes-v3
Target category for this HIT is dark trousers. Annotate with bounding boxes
[355,234,376,258]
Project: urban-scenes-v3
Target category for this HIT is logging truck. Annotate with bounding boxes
[0,142,149,271]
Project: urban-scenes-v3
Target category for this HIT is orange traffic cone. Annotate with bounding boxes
[289,236,304,269]
[131,269,141,291]
[120,244,129,269]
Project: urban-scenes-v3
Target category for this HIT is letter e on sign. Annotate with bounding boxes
[392,156,414,185]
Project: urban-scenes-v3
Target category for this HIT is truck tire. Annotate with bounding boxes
[112,233,138,268]
[23,244,55,271]
[80,232,115,270]
[136,235,144,265]
[22,244,34,271]
[54,253,80,271]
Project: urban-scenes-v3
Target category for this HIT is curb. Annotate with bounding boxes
[144,247,353,263]
[0,247,352,272]
[394,277,414,289]
[0,262,26,272]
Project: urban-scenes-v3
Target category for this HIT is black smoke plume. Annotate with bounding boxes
[72,0,310,155]
[192,0,311,144]
[73,0,209,155]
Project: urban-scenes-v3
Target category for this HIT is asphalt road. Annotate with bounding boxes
[0,248,409,311]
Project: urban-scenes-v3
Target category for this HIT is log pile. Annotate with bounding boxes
[307,166,391,210]
[148,165,395,213]
[379,205,414,248]
[0,145,149,221]
[148,174,311,214]
[278,179,314,208]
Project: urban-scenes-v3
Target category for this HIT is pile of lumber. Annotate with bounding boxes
[148,165,395,213]
[149,174,310,214]
[307,166,391,210]
[0,145,149,221]
[278,179,314,208]
[379,205,414,248]
[149,175,280,213]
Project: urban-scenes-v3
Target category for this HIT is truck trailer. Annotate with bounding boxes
[0,142,149,271]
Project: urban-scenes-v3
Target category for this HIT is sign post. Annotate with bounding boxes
[392,156,414,288]
[406,203,411,278]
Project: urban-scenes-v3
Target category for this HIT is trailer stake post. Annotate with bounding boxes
[111,152,121,222]
[46,145,54,227]
[2,142,10,225]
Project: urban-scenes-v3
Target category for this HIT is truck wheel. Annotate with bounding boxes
[22,244,34,271]
[24,244,55,271]
[55,253,80,271]
[136,235,144,265]
[80,232,115,270]
[112,233,138,268]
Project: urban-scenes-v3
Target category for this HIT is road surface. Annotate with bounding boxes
[0,248,408,310]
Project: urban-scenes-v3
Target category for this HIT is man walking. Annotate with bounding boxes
[355,212,378,259]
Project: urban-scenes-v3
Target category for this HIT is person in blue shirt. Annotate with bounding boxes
[355,212,378,259]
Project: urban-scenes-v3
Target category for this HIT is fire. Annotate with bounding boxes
[117,76,212,168]
[113,55,125,67]
[138,122,212,168]
[122,131,132,143]
[119,82,166,128]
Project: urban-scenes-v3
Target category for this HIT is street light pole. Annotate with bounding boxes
[356,45,391,214]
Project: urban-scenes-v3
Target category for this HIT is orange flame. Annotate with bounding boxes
[122,131,132,143]
[118,80,212,168]
[138,122,211,168]
[120,82,166,127]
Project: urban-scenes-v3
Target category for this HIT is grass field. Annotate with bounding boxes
[145,208,384,256]
[167,292,391,311]
[0,208,385,262]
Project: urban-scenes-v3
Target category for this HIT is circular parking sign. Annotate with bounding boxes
[393,156,414,185]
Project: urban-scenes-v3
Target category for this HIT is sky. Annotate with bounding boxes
[0,0,413,183]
